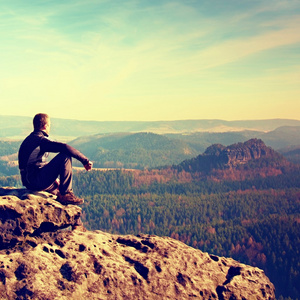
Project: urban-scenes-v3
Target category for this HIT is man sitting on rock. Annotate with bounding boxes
[18,113,93,206]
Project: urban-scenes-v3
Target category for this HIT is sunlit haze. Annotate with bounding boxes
[1,0,300,121]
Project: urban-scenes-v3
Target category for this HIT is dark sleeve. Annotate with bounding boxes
[41,138,89,166]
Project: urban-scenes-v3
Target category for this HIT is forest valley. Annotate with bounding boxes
[0,139,299,299]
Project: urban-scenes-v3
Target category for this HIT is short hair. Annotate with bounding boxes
[33,113,49,130]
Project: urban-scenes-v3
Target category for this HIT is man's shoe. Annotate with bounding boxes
[57,191,84,205]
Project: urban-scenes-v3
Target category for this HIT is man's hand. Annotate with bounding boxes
[84,161,93,171]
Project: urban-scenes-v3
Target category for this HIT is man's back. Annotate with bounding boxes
[18,130,49,171]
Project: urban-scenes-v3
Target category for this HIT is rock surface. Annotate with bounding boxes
[0,187,275,300]
[0,187,81,250]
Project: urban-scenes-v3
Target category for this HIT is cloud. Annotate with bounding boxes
[196,19,300,69]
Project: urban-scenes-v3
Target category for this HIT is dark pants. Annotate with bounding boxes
[27,153,72,195]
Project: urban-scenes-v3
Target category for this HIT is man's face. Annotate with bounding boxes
[44,119,51,135]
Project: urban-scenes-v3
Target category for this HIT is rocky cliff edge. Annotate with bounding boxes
[0,187,275,300]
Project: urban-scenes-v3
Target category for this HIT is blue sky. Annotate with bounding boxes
[0,0,299,121]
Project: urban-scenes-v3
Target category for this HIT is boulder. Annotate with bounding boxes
[0,188,275,300]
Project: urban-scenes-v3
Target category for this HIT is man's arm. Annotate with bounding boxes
[41,138,90,166]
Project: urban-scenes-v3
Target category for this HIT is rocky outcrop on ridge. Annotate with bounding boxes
[211,139,277,167]
[0,187,275,300]
[177,138,289,175]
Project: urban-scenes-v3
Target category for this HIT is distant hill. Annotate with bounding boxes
[0,116,32,139]
[1,115,300,139]
[258,126,300,149]
[1,115,299,173]
[0,141,20,176]
[165,126,300,151]
[0,141,20,157]
[0,125,299,175]
[174,139,291,180]
[69,132,198,169]
[278,145,300,164]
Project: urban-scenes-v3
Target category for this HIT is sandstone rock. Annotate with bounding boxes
[0,188,275,300]
[179,138,289,177]
[205,139,279,168]
[0,187,81,250]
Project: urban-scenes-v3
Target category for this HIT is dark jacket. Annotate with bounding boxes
[18,130,89,187]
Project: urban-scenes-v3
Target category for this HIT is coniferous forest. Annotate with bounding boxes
[67,167,300,300]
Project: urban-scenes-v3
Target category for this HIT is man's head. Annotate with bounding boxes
[33,113,50,134]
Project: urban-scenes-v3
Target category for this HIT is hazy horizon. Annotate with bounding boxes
[1,1,300,122]
[1,114,300,123]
